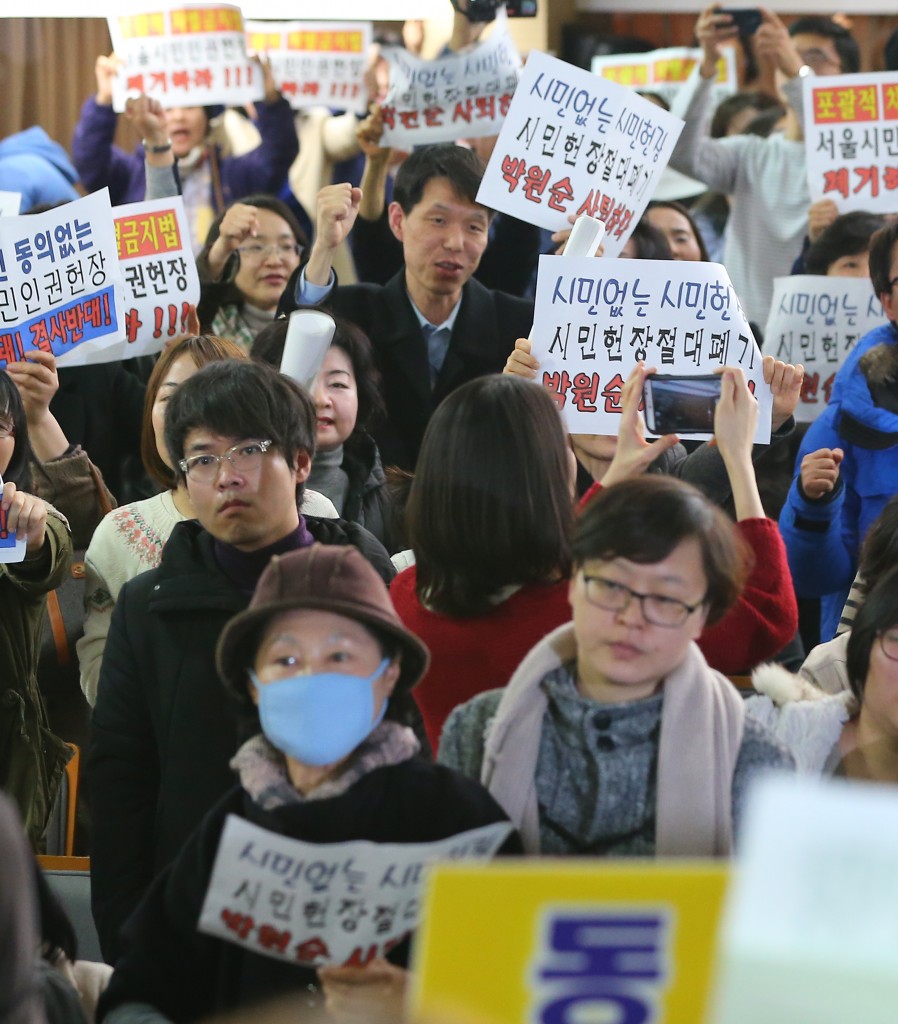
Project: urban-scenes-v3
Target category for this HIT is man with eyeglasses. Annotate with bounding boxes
[87,359,394,964]
[278,143,534,471]
[669,7,860,324]
[780,220,898,643]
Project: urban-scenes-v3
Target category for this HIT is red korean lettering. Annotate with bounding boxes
[257,925,291,954]
[500,155,526,193]
[547,175,574,213]
[220,909,254,940]
[853,165,880,197]
[542,369,571,410]
[823,167,849,199]
[522,166,550,203]
[571,372,600,413]
[801,371,819,404]
[295,937,330,964]
[601,373,626,414]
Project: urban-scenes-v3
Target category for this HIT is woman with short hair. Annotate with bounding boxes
[440,473,793,857]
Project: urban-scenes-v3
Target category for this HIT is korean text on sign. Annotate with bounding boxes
[763,275,886,424]
[380,24,522,148]
[803,72,898,214]
[478,51,683,257]
[592,46,737,111]
[114,196,200,358]
[0,189,126,370]
[530,907,673,1024]
[244,21,371,116]
[530,255,771,441]
[198,816,512,968]
[109,4,263,111]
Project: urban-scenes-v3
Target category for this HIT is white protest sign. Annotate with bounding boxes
[109,4,264,112]
[531,255,770,441]
[380,25,522,147]
[245,21,371,115]
[802,72,898,214]
[591,47,737,110]
[0,472,27,565]
[478,51,683,257]
[0,192,22,217]
[198,815,513,967]
[711,774,898,1024]
[113,196,201,359]
[0,190,127,370]
[763,276,886,424]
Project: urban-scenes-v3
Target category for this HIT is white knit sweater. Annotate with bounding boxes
[76,489,338,705]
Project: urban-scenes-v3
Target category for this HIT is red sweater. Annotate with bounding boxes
[580,482,797,673]
[391,570,571,751]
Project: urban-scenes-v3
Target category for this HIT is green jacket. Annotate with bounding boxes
[0,507,72,847]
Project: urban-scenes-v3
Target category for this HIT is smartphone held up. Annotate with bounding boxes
[643,374,723,436]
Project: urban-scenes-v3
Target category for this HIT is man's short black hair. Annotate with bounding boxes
[788,16,860,74]
[164,360,316,491]
[868,221,898,298]
[392,144,491,216]
[805,211,886,276]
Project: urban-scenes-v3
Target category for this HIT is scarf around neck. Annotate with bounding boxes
[231,721,421,809]
[481,621,745,856]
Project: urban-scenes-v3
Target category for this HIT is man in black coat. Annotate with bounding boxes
[87,360,394,964]
[278,144,534,470]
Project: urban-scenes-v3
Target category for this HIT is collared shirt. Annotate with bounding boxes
[295,268,461,385]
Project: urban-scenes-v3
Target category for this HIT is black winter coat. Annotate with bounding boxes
[278,269,534,471]
[88,516,394,964]
[98,765,519,1022]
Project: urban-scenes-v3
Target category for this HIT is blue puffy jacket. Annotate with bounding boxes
[779,320,898,640]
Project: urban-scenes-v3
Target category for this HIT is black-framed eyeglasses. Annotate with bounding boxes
[581,573,705,628]
[179,439,272,483]
[878,631,898,662]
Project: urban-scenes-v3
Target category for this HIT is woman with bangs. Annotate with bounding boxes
[440,472,794,857]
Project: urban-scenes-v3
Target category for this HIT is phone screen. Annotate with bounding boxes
[645,376,722,435]
[505,0,538,15]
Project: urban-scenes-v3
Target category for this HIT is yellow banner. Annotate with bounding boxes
[412,860,729,1024]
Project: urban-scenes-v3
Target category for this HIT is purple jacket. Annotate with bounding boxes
[71,95,298,209]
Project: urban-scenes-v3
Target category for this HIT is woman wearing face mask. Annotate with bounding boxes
[0,372,72,848]
[96,544,518,1022]
[197,197,308,351]
[252,316,395,551]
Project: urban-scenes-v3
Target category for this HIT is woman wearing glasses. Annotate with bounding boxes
[749,569,898,780]
[197,196,307,351]
[440,371,794,857]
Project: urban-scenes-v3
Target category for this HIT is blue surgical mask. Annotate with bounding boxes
[250,659,390,766]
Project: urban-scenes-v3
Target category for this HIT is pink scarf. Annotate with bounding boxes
[481,622,745,856]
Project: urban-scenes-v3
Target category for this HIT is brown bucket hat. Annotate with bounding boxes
[216,544,429,699]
